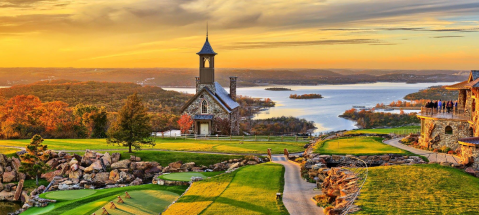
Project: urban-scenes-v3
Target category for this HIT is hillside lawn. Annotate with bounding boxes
[22,184,187,215]
[315,136,410,155]
[0,137,306,154]
[356,164,479,214]
[159,172,224,182]
[163,163,288,215]
[345,126,420,135]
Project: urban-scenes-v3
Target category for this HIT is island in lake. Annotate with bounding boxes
[289,93,323,99]
[265,87,292,91]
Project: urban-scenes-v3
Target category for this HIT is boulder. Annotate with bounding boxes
[83,174,93,181]
[69,170,83,179]
[246,161,258,165]
[111,153,121,163]
[102,153,112,167]
[465,167,477,175]
[84,150,96,158]
[93,172,110,184]
[130,178,143,186]
[0,165,3,174]
[182,162,196,170]
[80,156,92,166]
[16,150,27,157]
[228,162,240,170]
[111,160,131,169]
[3,171,17,183]
[70,158,79,165]
[109,169,120,181]
[169,161,183,169]
[0,154,7,166]
[0,182,3,192]
[84,160,102,173]
[0,190,15,201]
[145,166,162,174]
[134,162,157,171]
[46,158,59,169]
[11,157,21,172]
[119,171,134,183]
[379,155,390,161]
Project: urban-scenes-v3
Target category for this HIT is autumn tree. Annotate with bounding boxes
[74,104,108,138]
[107,93,154,153]
[214,117,231,135]
[177,114,193,134]
[0,95,44,139]
[150,112,179,136]
[19,135,50,185]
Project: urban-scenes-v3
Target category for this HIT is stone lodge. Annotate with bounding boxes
[180,33,240,135]
[417,70,479,168]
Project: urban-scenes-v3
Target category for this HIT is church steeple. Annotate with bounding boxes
[197,26,216,87]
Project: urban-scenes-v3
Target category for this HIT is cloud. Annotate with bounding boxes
[222,39,383,50]
[431,35,465,38]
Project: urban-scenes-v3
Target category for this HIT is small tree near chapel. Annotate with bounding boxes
[177,114,193,134]
[19,134,50,186]
[107,93,154,153]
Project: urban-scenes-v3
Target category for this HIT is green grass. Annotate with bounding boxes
[356,164,479,214]
[0,137,305,154]
[159,172,225,182]
[163,163,288,215]
[22,184,187,215]
[314,136,409,155]
[0,147,20,155]
[345,126,420,135]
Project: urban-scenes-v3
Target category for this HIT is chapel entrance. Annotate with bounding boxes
[200,123,209,135]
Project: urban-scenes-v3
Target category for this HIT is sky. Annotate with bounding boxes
[1,0,479,70]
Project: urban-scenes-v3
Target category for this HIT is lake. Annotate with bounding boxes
[165,82,457,134]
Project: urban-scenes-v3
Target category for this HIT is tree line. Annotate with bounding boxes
[340,108,420,129]
[241,116,316,135]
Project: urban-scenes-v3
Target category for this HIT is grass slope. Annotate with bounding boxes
[345,126,420,135]
[0,137,305,154]
[356,165,479,214]
[163,163,288,215]
[23,184,187,215]
[315,136,409,155]
[159,172,224,182]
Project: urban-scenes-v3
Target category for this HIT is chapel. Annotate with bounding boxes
[180,33,240,135]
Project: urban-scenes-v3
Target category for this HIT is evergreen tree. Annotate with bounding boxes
[19,134,50,185]
[107,93,154,153]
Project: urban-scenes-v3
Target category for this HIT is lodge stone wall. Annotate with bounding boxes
[422,118,470,150]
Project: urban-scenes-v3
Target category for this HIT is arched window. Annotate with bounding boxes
[202,100,208,114]
[445,126,453,135]
[469,127,474,137]
[473,99,476,113]
[204,57,210,68]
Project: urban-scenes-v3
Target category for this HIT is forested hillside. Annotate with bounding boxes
[404,86,458,101]
[0,80,191,113]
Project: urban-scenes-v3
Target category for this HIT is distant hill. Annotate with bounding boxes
[0,80,192,113]
[404,86,458,101]
[0,68,468,87]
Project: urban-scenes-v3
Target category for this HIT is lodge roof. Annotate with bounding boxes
[446,70,479,90]
[458,137,479,147]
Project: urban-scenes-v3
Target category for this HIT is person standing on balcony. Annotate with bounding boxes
[438,100,442,113]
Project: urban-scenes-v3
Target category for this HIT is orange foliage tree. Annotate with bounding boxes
[177,114,193,134]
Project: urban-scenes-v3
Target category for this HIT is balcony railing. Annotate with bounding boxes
[419,106,469,120]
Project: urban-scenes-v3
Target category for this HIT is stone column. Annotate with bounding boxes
[195,77,200,93]
[229,76,237,101]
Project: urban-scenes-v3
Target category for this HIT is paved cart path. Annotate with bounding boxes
[384,138,460,164]
[272,155,324,215]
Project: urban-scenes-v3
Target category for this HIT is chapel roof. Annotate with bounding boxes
[197,37,217,55]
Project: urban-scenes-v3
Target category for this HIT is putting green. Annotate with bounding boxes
[91,190,179,215]
[159,172,224,182]
[44,190,97,200]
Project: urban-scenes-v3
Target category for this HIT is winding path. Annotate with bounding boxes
[384,138,460,164]
[272,155,324,215]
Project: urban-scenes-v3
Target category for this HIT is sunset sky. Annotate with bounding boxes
[1,0,479,69]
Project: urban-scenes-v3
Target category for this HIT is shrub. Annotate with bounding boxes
[447,150,455,155]
[313,194,332,208]
[295,157,303,163]
[440,146,451,153]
